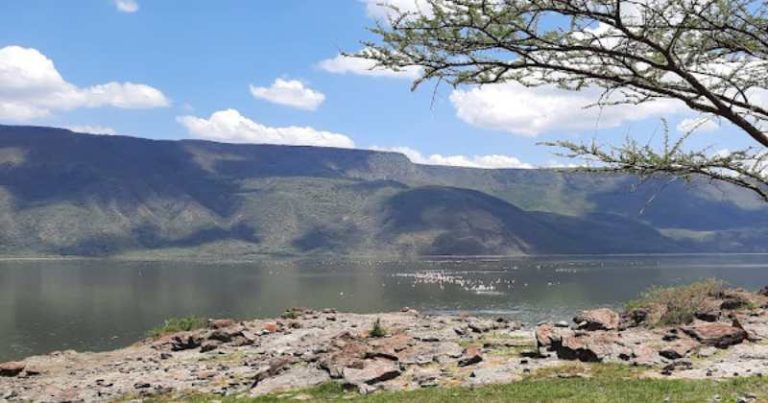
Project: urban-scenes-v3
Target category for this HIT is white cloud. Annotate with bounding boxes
[177,109,355,148]
[450,83,685,136]
[676,117,720,134]
[373,146,533,169]
[318,53,421,80]
[115,0,139,13]
[363,0,431,20]
[250,79,325,111]
[0,46,169,121]
[64,125,117,135]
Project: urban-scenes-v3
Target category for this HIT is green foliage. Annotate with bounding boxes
[625,279,725,326]
[361,0,768,199]
[144,375,768,402]
[369,318,387,338]
[148,316,208,338]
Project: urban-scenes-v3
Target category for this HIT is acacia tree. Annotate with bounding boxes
[359,0,768,201]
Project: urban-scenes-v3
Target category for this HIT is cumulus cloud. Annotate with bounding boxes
[177,109,355,148]
[115,0,139,13]
[449,83,685,136]
[317,53,421,80]
[250,79,325,111]
[0,46,169,120]
[64,125,117,135]
[373,146,533,169]
[676,117,720,134]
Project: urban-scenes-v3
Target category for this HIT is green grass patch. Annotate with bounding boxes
[369,318,387,338]
[144,375,768,402]
[147,316,208,338]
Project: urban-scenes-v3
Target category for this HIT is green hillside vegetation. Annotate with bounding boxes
[0,125,766,258]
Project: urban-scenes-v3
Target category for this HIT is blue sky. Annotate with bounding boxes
[0,0,755,168]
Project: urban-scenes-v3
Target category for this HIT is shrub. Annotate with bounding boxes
[625,279,725,326]
[148,316,208,338]
[369,318,387,338]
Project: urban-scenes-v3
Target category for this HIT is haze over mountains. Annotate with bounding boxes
[0,125,766,258]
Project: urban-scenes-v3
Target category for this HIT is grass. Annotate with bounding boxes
[143,374,768,402]
[625,279,725,327]
[147,316,208,338]
[369,318,387,338]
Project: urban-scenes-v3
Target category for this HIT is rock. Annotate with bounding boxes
[619,309,649,329]
[698,346,718,358]
[458,346,483,367]
[342,359,401,385]
[253,357,298,386]
[170,334,202,351]
[470,365,518,385]
[659,338,699,360]
[134,382,151,389]
[535,324,572,352]
[758,286,768,297]
[721,298,748,310]
[200,341,219,353]
[682,323,747,348]
[209,319,236,329]
[661,359,693,375]
[695,310,721,322]
[573,308,620,331]
[556,332,627,362]
[0,361,25,377]
[263,322,279,333]
[250,365,331,396]
[555,321,570,328]
[468,321,492,333]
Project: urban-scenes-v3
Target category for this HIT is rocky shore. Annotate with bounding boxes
[2,286,768,402]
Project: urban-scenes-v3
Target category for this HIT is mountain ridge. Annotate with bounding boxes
[0,124,765,258]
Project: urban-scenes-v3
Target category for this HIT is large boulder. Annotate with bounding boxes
[556,332,628,362]
[681,323,747,348]
[535,324,573,353]
[0,361,25,377]
[573,309,620,331]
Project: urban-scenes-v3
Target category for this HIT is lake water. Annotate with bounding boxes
[1,254,768,361]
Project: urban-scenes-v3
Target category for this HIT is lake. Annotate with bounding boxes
[1,254,768,361]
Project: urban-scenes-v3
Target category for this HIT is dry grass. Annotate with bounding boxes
[625,279,725,327]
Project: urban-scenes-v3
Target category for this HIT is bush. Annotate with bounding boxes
[148,316,208,338]
[369,318,387,338]
[625,279,725,326]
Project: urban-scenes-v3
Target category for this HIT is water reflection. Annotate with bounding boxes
[1,254,767,360]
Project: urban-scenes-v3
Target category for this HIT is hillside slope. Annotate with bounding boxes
[0,125,765,257]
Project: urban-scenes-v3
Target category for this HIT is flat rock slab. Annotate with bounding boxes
[682,323,747,348]
[342,359,402,386]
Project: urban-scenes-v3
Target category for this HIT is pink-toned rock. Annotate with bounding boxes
[209,319,236,329]
[682,323,747,348]
[458,346,483,367]
[263,322,279,333]
[557,332,628,362]
[0,361,25,377]
[342,358,401,385]
[574,308,620,331]
[535,324,573,352]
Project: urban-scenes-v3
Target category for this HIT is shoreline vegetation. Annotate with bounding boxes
[3,281,768,402]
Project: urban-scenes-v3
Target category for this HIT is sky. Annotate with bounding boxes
[0,0,757,169]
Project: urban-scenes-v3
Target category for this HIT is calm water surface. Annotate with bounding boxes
[1,254,768,360]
